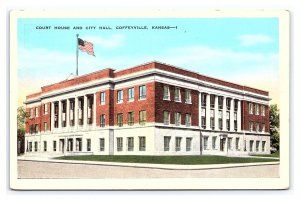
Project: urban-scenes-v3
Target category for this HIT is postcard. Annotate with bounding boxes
[10,10,289,190]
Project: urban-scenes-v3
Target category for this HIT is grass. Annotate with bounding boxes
[251,151,279,158]
[55,155,279,165]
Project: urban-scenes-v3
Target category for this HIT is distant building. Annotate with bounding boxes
[24,61,270,156]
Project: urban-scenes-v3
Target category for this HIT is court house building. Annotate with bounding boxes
[24,61,271,156]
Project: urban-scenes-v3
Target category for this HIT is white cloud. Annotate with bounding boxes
[83,34,125,48]
[238,34,273,46]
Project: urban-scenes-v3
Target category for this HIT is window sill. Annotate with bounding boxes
[128,99,134,102]
[163,98,171,101]
[138,98,146,101]
[117,101,123,104]
[185,101,192,104]
[174,100,181,103]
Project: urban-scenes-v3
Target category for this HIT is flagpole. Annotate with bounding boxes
[76,34,79,76]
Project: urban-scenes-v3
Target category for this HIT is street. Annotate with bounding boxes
[18,160,279,179]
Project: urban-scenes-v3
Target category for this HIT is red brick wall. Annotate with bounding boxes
[242,101,269,132]
[25,102,51,134]
[154,82,199,126]
[96,89,111,126]
[113,82,155,126]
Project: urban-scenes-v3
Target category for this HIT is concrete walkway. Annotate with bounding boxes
[17,155,279,170]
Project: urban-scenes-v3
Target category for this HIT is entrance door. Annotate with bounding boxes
[220,138,226,152]
[59,139,65,153]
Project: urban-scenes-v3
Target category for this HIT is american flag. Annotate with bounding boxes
[78,38,95,56]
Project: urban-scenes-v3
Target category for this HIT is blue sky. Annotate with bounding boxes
[17,18,279,105]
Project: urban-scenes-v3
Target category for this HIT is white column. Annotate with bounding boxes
[84,95,88,127]
[214,95,219,130]
[66,99,70,128]
[74,97,78,128]
[230,98,234,131]
[222,96,227,131]
[198,92,202,128]
[58,100,62,128]
[237,100,242,132]
[93,93,97,127]
[51,102,54,131]
[205,94,210,130]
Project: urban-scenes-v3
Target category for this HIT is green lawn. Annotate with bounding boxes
[251,151,279,158]
[55,155,279,165]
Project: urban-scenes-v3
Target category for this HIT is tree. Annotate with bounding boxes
[17,106,29,154]
[269,104,280,152]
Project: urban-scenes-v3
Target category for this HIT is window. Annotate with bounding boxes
[117,137,123,151]
[249,121,253,132]
[210,109,215,130]
[35,124,39,133]
[262,141,266,152]
[117,113,123,127]
[117,90,123,103]
[256,123,259,132]
[218,97,223,109]
[100,114,105,127]
[139,85,146,99]
[76,138,82,151]
[210,95,215,108]
[43,141,47,151]
[163,111,170,125]
[256,141,260,152]
[128,112,134,126]
[185,114,191,127]
[29,142,33,152]
[201,108,206,129]
[99,138,105,151]
[127,137,134,151]
[226,98,231,110]
[44,104,48,114]
[53,141,57,151]
[70,100,75,126]
[128,88,134,101]
[250,140,254,152]
[186,138,192,151]
[185,89,191,103]
[234,100,238,111]
[201,94,207,107]
[218,110,223,130]
[44,122,48,131]
[261,105,266,116]
[175,137,182,151]
[226,112,230,131]
[87,139,91,151]
[236,137,240,150]
[139,110,146,125]
[255,104,259,115]
[228,138,233,150]
[204,136,209,150]
[164,136,171,151]
[234,112,237,131]
[163,85,170,100]
[174,87,181,102]
[35,107,39,117]
[30,125,34,134]
[249,103,253,114]
[175,112,181,126]
[100,92,105,105]
[34,141,38,152]
[212,136,217,149]
[139,137,146,151]
[261,123,265,132]
[30,108,34,118]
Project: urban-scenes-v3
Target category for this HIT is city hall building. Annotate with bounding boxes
[24,61,271,156]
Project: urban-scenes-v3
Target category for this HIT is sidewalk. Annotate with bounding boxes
[18,155,280,170]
